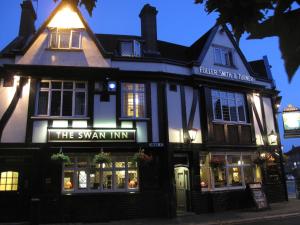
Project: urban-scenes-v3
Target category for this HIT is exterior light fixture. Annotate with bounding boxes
[268,130,277,145]
[188,128,198,142]
[108,81,116,91]
[282,104,300,138]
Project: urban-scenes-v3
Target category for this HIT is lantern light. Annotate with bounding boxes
[268,130,278,145]
[188,128,198,142]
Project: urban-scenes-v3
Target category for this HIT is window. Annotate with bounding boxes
[120,40,141,57]
[200,153,262,191]
[0,171,19,191]
[213,47,234,67]
[122,83,146,118]
[62,155,139,193]
[212,90,247,123]
[36,81,87,117]
[49,28,82,49]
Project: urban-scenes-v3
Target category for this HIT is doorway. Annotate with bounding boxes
[174,166,190,211]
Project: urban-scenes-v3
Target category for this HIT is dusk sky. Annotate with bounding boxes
[0,0,299,152]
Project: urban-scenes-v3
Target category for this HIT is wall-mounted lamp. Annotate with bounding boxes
[188,128,198,142]
[268,130,278,145]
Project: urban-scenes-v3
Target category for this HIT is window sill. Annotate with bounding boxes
[62,189,139,195]
[212,120,251,126]
[201,186,246,192]
[45,48,83,52]
[31,116,90,120]
[119,117,150,121]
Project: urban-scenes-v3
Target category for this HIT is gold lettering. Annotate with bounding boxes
[122,132,128,139]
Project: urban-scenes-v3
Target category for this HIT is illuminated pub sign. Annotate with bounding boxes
[283,105,300,138]
[48,128,136,142]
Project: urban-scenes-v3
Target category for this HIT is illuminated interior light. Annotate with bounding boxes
[52,120,68,128]
[48,6,85,29]
[72,120,87,128]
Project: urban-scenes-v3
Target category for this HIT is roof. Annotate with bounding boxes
[285,146,300,156]
[249,60,269,80]
[0,3,271,81]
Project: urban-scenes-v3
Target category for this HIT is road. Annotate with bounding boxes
[227,214,300,225]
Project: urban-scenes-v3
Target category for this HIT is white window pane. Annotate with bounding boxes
[128,170,139,189]
[71,31,81,48]
[37,91,49,115]
[50,30,58,48]
[115,170,126,189]
[59,29,71,48]
[213,98,222,120]
[103,171,112,190]
[78,170,87,189]
[75,92,86,116]
[214,48,222,64]
[133,40,141,57]
[121,42,133,56]
[228,167,242,186]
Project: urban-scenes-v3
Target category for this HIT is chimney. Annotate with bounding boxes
[19,0,37,37]
[139,4,159,55]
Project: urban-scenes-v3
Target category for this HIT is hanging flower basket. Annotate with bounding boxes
[210,159,225,169]
[131,148,153,165]
[93,150,112,164]
[51,150,71,164]
[253,156,266,165]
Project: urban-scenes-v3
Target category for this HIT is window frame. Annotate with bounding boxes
[0,171,19,192]
[62,155,139,193]
[121,82,146,119]
[213,46,235,67]
[120,40,142,57]
[49,28,82,50]
[200,152,259,192]
[35,80,88,118]
[211,89,248,124]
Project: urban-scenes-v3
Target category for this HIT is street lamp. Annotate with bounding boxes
[188,128,198,142]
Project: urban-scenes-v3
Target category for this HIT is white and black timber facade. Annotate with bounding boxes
[0,1,287,223]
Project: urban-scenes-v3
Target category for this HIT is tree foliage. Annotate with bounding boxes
[53,0,97,16]
[195,0,300,81]
[53,0,299,81]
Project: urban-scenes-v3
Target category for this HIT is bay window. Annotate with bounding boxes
[200,152,262,191]
[122,83,146,118]
[62,155,139,193]
[212,90,247,123]
[36,81,87,117]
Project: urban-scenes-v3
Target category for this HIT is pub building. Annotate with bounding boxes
[0,0,287,223]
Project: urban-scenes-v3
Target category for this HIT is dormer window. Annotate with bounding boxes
[213,46,234,67]
[120,40,141,57]
[49,28,82,49]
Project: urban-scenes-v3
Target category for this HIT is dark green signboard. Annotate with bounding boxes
[48,128,136,142]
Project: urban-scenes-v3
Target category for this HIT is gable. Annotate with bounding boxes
[16,2,110,68]
[198,26,255,83]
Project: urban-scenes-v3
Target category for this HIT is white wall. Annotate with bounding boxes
[94,94,116,128]
[184,86,202,143]
[32,120,48,143]
[252,94,264,145]
[16,30,110,67]
[151,82,159,142]
[1,79,30,143]
[167,84,184,143]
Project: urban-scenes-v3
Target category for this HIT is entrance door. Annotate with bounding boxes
[174,166,189,211]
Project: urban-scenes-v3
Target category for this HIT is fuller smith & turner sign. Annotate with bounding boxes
[199,66,255,82]
[48,128,136,143]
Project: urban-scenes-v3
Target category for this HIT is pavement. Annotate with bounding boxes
[2,198,300,225]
